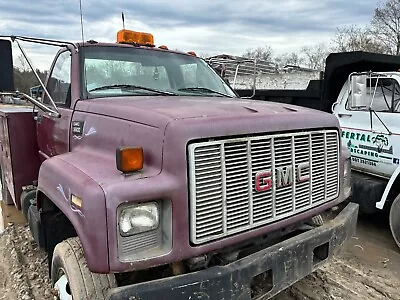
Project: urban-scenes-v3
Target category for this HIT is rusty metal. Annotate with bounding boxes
[171,262,186,276]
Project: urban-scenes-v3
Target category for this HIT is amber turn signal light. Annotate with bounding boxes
[116,146,144,173]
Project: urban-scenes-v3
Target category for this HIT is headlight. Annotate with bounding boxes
[119,203,159,236]
[343,159,352,198]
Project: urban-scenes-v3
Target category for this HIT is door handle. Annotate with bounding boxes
[338,113,352,118]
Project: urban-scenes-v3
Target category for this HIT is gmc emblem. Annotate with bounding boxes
[255,162,310,192]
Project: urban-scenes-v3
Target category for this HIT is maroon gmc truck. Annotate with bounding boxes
[0,32,357,300]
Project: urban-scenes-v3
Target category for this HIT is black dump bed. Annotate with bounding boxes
[237,51,400,112]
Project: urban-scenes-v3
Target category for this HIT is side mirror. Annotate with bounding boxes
[0,40,14,92]
[350,75,367,108]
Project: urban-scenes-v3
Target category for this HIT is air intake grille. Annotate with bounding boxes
[188,130,339,244]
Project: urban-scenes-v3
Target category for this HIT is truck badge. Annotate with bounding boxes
[72,120,84,136]
[255,162,310,192]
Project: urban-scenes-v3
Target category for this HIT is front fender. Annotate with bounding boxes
[376,165,400,209]
[37,152,110,273]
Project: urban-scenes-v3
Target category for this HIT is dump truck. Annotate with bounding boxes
[0,32,357,300]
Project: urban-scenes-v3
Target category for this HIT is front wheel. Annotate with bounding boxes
[21,188,37,220]
[51,237,117,300]
[390,195,400,249]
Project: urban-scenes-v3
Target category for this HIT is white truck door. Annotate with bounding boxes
[334,74,400,178]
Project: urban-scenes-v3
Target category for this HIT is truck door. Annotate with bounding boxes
[370,76,400,177]
[36,50,73,160]
[337,74,400,178]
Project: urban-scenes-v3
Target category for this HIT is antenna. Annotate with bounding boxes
[122,12,125,29]
[79,0,85,43]
[79,0,88,96]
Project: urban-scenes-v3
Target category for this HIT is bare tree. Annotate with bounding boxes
[242,46,273,61]
[14,54,30,72]
[300,43,329,70]
[275,52,305,67]
[371,0,400,55]
[333,25,389,53]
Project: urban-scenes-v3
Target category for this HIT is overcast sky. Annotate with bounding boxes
[0,0,381,70]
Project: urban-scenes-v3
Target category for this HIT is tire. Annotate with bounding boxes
[390,195,400,249]
[51,237,117,300]
[351,171,386,214]
[21,189,37,220]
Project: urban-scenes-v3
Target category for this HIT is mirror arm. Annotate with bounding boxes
[369,107,392,135]
[0,92,60,118]
[369,108,373,132]
[240,58,257,99]
[251,58,257,99]
[14,39,60,115]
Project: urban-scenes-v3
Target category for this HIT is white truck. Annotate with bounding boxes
[216,51,400,249]
[333,67,400,248]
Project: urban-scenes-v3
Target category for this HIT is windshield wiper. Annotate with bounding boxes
[88,84,177,96]
[178,87,233,98]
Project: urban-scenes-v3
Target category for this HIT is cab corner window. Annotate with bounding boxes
[347,75,400,113]
[44,51,71,107]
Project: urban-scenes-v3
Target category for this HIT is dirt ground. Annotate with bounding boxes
[1,203,400,300]
[274,212,400,300]
[0,224,56,300]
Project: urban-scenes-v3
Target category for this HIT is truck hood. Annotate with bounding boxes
[70,96,338,186]
[75,96,324,129]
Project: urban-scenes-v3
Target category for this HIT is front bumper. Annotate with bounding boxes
[108,203,358,300]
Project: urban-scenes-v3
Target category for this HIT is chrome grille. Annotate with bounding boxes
[188,130,339,244]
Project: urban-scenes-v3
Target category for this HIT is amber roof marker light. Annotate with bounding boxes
[116,146,144,173]
[117,29,155,47]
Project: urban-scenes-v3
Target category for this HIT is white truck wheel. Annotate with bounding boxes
[51,237,117,300]
[390,195,400,249]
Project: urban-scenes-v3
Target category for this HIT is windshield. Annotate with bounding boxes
[82,46,237,99]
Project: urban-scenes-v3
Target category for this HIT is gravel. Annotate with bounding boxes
[0,224,57,300]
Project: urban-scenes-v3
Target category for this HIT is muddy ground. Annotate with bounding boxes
[1,202,400,300]
[275,211,400,300]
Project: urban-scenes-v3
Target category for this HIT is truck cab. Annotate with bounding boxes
[332,68,400,249]
[0,32,357,300]
[334,71,400,178]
